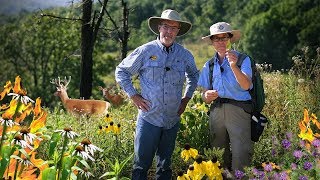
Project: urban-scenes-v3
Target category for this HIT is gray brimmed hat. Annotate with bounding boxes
[148,9,192,37]
[202,22,241,43]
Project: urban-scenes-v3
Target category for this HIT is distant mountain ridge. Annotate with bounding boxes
[0,0,72,15]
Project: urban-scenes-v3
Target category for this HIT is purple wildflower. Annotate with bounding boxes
[234,170,245,179]
[279,171,289,180]
[300,140,306,147]
[286,132,293,140]
[293,150,303,159]
[311,139,320,148]
[252,168,265,178]
[299,176,308,180]
[291,163,297,170]
[264,163,273,172]
[282,139,291,149]
[303,162,313,170]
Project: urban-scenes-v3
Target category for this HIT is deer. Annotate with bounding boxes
[98,85,125,107]
[51,76,111,117]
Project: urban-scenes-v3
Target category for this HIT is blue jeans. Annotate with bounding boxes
[132,119,180,180]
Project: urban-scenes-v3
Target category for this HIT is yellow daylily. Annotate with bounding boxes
[16,102,33,123]
[2,99,18,119]
[298,121,315,143]
[30,111,47,133]
[0,80,12,100]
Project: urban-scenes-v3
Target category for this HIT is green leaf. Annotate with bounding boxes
[118,152,134,174]
[42,167,57,180]
[99,171,116,179]
[49,132,61,158]
[0,146,12,177]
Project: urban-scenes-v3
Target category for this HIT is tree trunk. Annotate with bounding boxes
[80,0,93,99]
[120,0,129,60]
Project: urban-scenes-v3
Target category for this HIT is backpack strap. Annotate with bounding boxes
[236,53,248,68]
[208,58,214,90]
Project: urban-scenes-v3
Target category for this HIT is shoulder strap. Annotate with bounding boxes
[208,58,214,90]
[237,53,248,68]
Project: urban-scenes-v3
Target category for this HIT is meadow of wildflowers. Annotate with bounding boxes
[0,47,319,179]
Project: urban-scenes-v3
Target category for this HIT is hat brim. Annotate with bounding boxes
[201,30,241,43]
[148,17,192,37]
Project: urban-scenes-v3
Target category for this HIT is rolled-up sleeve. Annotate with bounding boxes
[115,48,143,97]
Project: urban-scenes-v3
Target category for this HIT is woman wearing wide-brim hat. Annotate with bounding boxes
[198,22,254,172]
[115,9,199,179]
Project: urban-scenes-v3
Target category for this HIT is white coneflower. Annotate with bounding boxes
[20,127,40,144]
[0,117,19,127]
[12,155,33,167]
[79,167,94,178]
[54,127,79,139]
[298,78,305,83]
[7,93,34,104]
[72,145,95,161]
[80,138,103,156]
[12,134,33,150]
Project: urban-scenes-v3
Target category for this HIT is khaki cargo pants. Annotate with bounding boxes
[209,103,253,171]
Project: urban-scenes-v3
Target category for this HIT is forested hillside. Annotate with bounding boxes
[0,0,319,107]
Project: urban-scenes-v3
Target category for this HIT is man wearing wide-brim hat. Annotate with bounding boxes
[115,9,199,179]
[198,22,254,172]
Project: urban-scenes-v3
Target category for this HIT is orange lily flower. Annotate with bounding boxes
[33,97,42,117]
[0,80,12,100]
[13,76,27,96]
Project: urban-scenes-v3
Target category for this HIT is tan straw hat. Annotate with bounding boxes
[202,22,241,43]
[148,9,192,37]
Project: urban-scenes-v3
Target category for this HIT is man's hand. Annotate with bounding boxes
[177,97,190,116]
[131,94,150,112]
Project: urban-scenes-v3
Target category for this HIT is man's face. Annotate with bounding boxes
[158,20,180,47]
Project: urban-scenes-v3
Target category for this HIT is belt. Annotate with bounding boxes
[212,98,253,113]
[216,98,252,105]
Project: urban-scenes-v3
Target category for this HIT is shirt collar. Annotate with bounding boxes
[156,37,175,53]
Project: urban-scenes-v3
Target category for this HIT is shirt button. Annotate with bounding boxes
[165,92,167,94]
[165,104,167,105]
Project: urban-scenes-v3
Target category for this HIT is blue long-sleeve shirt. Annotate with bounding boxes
[115,39,199,129]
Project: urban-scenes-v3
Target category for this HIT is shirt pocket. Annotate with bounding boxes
[141,60,164,85]
[170,62,186,86]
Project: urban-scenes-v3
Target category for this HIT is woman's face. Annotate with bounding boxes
[158,20,180,47]
[211,33,231,53]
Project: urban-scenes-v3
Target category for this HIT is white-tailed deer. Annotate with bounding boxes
[98,86,124,107]
[51,76,111,117]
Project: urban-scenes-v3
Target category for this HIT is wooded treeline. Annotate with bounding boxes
[0,0,319,107]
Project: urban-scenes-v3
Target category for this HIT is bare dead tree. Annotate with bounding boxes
[40,0,130,99]
[102,0,130,60]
